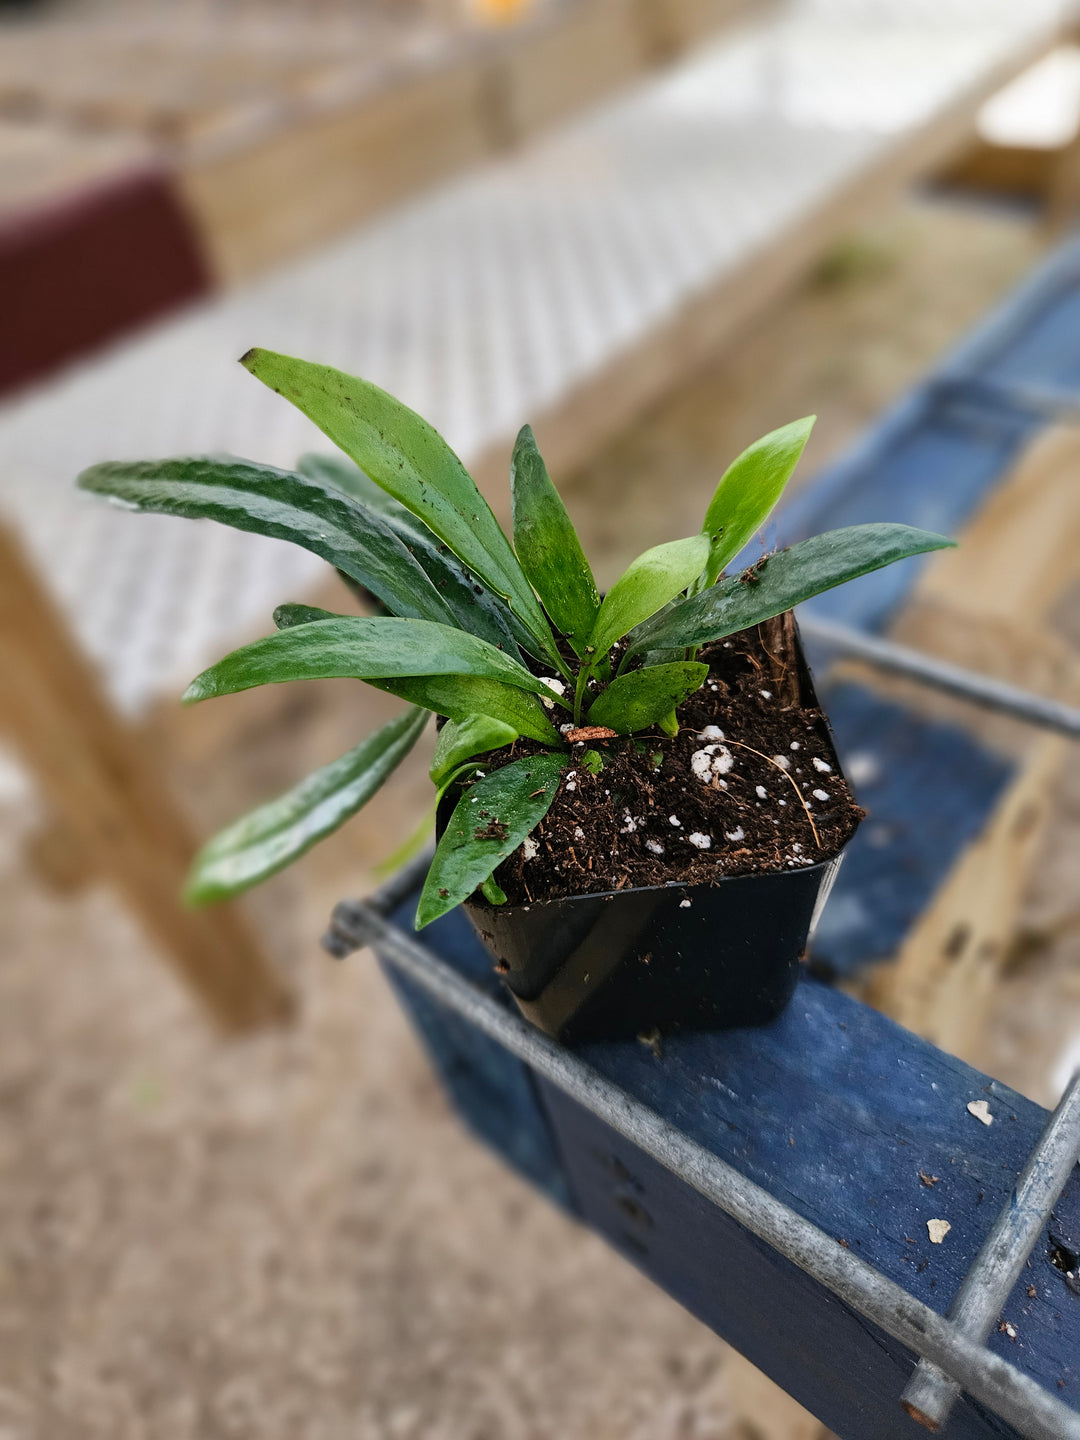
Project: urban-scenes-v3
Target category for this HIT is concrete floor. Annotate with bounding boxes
[2,195,1077,1440]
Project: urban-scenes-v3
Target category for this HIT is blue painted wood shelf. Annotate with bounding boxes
[382,900,1080,1440]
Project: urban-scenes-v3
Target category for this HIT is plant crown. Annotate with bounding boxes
[78,349,954,926]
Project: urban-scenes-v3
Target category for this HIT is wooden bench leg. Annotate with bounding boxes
[0,522,294,1033]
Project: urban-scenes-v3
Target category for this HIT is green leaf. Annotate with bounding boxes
[185,707,428,903]
[77,455,459,628]
[273,603,341,629]
[297,451,403,513]
[369,675,560,745]
[182,617,553,705]
[242,350,562,669]
[430,714,518,787]
[510,425,599,654]
[299,452,528,661]
[589,533,711,657]
[480,875,507,906]
[629,524,956,656]
[587,662,708,734]
[700,417,815,587]
[416,752,566,927]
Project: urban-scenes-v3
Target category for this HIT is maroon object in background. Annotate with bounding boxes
[0,167,213,398]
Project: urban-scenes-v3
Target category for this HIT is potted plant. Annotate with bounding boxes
[78,348,952,1042]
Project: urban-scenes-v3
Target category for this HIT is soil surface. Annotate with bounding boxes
[487,626,864,907]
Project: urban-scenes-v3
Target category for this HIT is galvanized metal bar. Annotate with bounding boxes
[797,613,1080,739]
[323,900,1080,1440]
[901,1071,1080,1432]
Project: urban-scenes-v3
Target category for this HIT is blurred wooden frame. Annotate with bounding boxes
[0,521,294,1033]
[855,424,1080,1067]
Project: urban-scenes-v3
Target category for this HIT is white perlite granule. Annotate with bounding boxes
[812,789,830,802]
[574,827,585,841]
[760,689,772,700]
[755,785,767,800]
[679,898,692,908]
[539,677,566,709]
[812,757,832,773]
[690,745,734,784]
[725,827,745,842]
[645,839,665,856]
[790,741,801,750]
[700,725,725,741]
[773,754,791,770]
[669,815,682,827]
[687,833,711,850]
[522,837,539,861]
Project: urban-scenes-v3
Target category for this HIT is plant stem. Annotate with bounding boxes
[573,665,592,726]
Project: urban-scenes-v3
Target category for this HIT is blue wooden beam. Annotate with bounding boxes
[385,901,1080,1440]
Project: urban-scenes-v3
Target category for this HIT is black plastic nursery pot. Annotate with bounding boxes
[465,855,845,1045]
[455,617,857,1046]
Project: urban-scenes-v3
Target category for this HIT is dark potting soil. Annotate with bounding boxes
[478,624,864,907]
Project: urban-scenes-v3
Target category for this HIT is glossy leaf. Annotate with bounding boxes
[299,451,527,660]
[182,617,551,705]
[77,455,458,627]
[430,714,518,787]
[185,707,428,903]
[589,533,711,657]
[297,451,403,514]
[416,753,566,927]
[629,524,955,656]
[274,602,341,628]
[368,674,560,745]
[242,350,562,668]
[587,662,708,734]
[700,417,815,587]
[510,425,599,654]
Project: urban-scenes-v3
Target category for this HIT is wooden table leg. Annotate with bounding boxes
[0,521,294,1032]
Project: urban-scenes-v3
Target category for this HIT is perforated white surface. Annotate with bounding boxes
[0,0,1069,713]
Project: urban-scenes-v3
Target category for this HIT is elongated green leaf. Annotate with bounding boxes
[700,417,815,587]
[629,524,956,656]
[587,662,708,734]
[589,533,711,657]
[274,603,340,628]
[299,452,527,661]
[510,425,599,654]
[416,752,566,927]
[430,715,518,787]
[297,451,404,514]
[242,350,562,668]
[182,618,551,705]
[369,674,560,745]
[185,707,428,904]
[77,455,459,628]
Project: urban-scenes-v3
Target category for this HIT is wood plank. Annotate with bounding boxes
[859,735,1067,1069]
[848,425,1080,1064]
[0,522,293,1032]
[179,59,493,284]
[492,0,649,143]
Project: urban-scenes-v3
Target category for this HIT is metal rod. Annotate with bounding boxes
[797,613,1080,739]
[901,1071,1080,1431]
[325,901,1080,1440]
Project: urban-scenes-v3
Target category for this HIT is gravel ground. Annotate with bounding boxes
[2,196,1075,1440]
